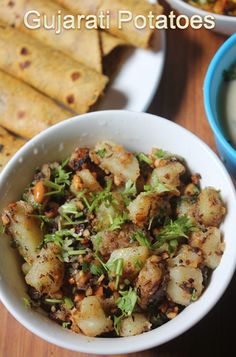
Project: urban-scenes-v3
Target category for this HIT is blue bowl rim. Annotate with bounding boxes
[204,33,236,160]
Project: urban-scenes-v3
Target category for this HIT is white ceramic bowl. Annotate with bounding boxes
[0,110,236,354]
[166,0,236,35]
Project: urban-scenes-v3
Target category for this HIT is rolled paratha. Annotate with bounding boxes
[98,0,163,48]
[55,0,102,15]
[55,0,163,49]
[100,31,127,56]
[0,23,108,114]
[0,0,102,73]
[54,0,125,56]
[0,126,26,171]
[0,71,71,139]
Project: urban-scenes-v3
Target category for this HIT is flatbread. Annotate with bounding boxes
[55,0,163,48]
[0,23,108,114]
[0,0,102,73]
[55,0,102,15]
[0,70,71,139]
[98,0,163,48]
[0,126,26,171]
[100,31,127,56]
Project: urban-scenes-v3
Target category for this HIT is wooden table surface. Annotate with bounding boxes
[1,3,235,357]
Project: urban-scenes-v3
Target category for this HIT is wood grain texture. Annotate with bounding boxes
[1,3,235,357]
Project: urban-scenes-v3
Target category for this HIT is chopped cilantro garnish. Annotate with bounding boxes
[64,297,74,309]
[94,252,109,272]
[43,164,71,197]
[22,297,31,309]
[45,297,74,307]
[54,165,71,186]
[82,261,89,272]
[153,216,197,249]
[58,201,85,226]
[90,263,105,276]
[80,180,114,213]
[121,180,137,205]
[44,180,65,197]
[144,177,172,194]
[191,289,198,302]
[96,148,107,158]
[123,180,137,196]
[44,229,85,262]
[168,239,179,253]
[62,321,71,329]
[150,314,165,328]
[106,258,124,289]
[29,214,51,230]
[0,222,6,234]
[138,153,152,165]
[107,212,129,231]
[44,229,81,246]
[114,316,122,335]
[45,298,64,304]
[61,157,70,168]
[92,234,103,252]
[132,230,152,249]
[117,288,138,316]
[154,149,168,159]
[133,258,142,270]
[114,287,139,335]
[67,249,86,256]
[59,201,81,216]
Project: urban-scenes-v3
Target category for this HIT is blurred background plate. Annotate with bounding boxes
[97,29,166,112]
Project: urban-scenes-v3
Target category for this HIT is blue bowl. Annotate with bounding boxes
[204,33,236,177]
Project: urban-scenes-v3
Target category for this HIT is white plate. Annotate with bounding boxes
[97,29,166,112]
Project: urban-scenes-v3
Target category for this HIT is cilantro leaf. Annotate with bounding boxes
[144,177,172,194]
[0,222,6,234]
[114,315,122,335]
[94,252,109,272]
[153,216,197,249]
[138,153,152,165]
[62,321,71,329]
[92,234,103,252]
[123,180,137,196]
[29,214,51,230]
[90,263,105,276]
[80,180,113,213]
[44,229,85,262]
[96,148,107,158]
[45,298,64,304]
[64,297,74,309]
[132,230,152,249]
[154,149,169,159]
[54,165,71,186]
[191,288,198,302]
[44,229,81,246]
[117,288,138,316]
[114,287,139,334]
[121,180,137,205]
[106,258,124,289]
[43,164,71,197]
[22,297,31,309]
[58,200,85,226]
[107,212,129,231]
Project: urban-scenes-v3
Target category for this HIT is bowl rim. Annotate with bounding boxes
[167,0,236,22]
[204,33,236,159]
[0,110,236,354]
